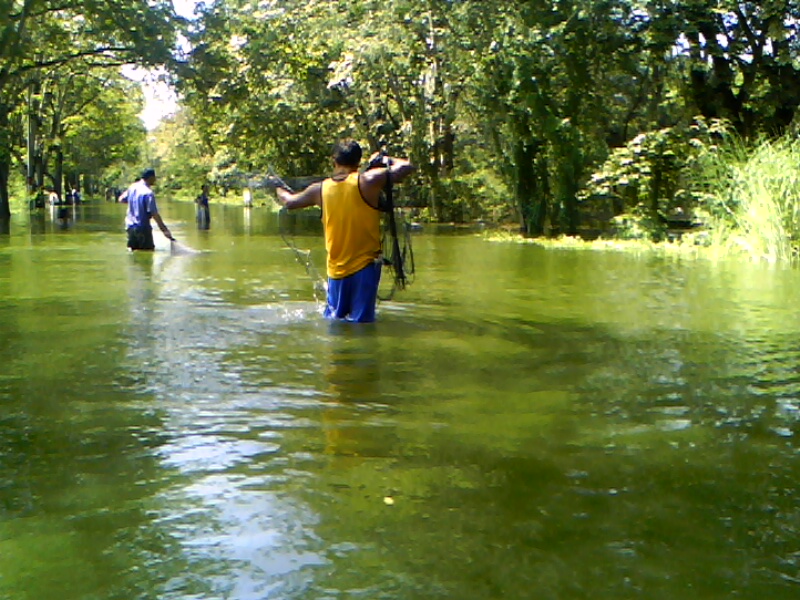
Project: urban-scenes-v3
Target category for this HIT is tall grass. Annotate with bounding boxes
[695,135,800,262]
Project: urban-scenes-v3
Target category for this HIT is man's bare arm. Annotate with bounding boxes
[360,156,415,206]
[275,182,322,210]
[387,157,415,183]
[152,213,175,241]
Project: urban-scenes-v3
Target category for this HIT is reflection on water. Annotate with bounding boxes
[1,203,799,599]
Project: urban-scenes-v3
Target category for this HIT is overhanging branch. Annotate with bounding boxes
[13,47,138,75]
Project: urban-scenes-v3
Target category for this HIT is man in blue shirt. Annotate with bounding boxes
[124,168,175,250]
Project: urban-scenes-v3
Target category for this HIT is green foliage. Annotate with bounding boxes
[63,75,148,184]
[460,1,658,235]
[0,0,180,214]
[177,0,347,178]
[582,117,731,238]
[147,108,211,196]
[179,0,475,214]
[651,0,800,136]
[85,0,800,256]
[691,135,800,262]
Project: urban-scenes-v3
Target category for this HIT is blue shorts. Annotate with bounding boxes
[324,261,382,323]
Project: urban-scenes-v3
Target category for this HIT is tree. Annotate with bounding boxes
[147,107,211,194]
[0,0,179,218]
[462,2,637,234]
[172,0,800,236]
[655,0,800,137]
[63,74,148,193]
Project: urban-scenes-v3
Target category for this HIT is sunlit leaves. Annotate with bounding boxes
[168,0,800,235]
[0,0,183,214]
[147,108,211,193]
[64,75,147,180]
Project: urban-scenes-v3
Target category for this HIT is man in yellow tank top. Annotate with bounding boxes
[275,139,414,322]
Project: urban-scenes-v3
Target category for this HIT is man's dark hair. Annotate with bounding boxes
[332,139,362,167]
[141,167,156,180]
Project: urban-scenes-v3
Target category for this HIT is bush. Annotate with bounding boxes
[692,135,800,262]
[582,117,730,239]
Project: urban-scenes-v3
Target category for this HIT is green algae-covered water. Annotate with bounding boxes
[1,201,799,599]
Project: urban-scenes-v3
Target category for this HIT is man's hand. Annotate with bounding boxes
[367,152,388,170]
[266,175,292,191]
[275,187,290,206]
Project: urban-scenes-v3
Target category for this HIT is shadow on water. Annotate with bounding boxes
[281,309,800,599]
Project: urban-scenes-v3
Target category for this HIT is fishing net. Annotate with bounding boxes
[265,165,416,303]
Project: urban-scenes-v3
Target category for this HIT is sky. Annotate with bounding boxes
[122,66,179,130]
[124,0,200,130]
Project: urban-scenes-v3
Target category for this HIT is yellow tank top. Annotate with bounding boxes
[322,172,381,279]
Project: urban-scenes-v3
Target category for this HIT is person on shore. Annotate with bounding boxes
[195,183,211,229]
[273,139,414,323]
[124,168,175,251]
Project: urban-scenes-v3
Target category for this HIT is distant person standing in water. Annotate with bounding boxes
[195,183,211,229]
[124,168,175,251]
[274,139,414,323]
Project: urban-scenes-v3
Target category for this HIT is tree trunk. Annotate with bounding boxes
[0,158,10,221]
[0,102,10,219]
[559,158,581,236]
[515,138,546,236]
[54,143,63,200]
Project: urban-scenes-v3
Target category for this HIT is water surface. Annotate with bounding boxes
[1,201,799,599]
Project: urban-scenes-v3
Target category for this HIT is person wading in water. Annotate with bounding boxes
[124,168,175,251]
[195,183,211,229]
[274,139,414,322]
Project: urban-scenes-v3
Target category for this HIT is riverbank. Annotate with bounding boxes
[482,229,790,265]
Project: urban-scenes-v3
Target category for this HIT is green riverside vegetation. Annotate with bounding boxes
[3,1,800,262]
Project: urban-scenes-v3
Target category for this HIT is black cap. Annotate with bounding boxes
[141,168,156,180]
